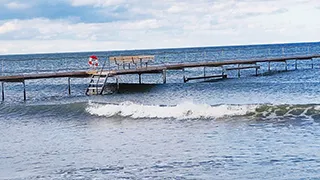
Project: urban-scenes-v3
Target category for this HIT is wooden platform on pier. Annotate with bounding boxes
[163,55,320,70]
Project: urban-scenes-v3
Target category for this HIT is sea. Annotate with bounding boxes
[0,42,320,180]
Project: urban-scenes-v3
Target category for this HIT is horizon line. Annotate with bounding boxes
[1,40,319,57]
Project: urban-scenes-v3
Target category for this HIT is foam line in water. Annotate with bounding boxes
[86,101,257,120]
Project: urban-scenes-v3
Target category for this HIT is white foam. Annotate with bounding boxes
[86,101,257,120]
[314,105,320,111]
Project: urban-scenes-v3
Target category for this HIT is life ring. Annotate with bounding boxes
[88,55,99,67]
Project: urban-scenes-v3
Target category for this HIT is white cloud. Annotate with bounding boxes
[0,18,165,41]
[5,2,30,10]
[69,0,125,7]
[0,0,320,54]
[0,21,18,34]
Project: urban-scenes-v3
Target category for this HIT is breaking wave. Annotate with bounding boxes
[86,101,255,119]
[86,101,320,120]
[1,101,320,121]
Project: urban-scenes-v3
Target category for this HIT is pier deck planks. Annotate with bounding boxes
[0,71,91,82]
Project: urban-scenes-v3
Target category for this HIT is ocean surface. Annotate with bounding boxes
[0,42,320,179]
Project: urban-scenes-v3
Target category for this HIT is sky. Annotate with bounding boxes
[0,0,319,55]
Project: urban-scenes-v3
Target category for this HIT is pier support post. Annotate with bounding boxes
[268,62,271,73]
[237,64,241,77]
[295,60,297,70]
[256,67,258,76]
[1,82,4,101]
[116,76,120,92]
[203,67,206,77]
[183,68,186,83]
[138,74,142,84]
[285,61,288,71]
[221,66,225,77]
[68,78,71,95]
[311,59,314,69]
[23,80,26,101]
[162,69,167,84]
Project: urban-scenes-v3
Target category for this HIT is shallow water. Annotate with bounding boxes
[1,104,320,179]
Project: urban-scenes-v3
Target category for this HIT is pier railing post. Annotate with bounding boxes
[36,60,39,73]
[34,59,37,73]
[1,60,3,75]
[108,57,111,70]
[185,52,187,63]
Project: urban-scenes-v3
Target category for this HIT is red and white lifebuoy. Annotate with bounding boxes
[88,55,99,68]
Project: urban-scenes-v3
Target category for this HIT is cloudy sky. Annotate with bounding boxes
[0,0,319,55]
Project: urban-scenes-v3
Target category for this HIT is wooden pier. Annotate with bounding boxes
[1,54,320,101]
[0,71,91,82]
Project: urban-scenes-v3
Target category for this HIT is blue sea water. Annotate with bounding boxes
[0,42,320,179]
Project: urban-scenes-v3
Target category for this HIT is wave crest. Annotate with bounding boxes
[86,101,257,120]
